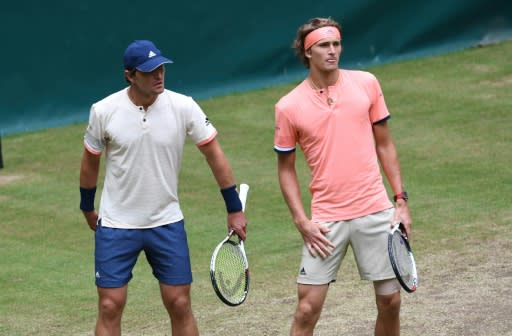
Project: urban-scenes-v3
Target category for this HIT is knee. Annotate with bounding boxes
[295,300,322,324]
[376,292,401,315]
[98,296,125,318]
[164,292,193,316]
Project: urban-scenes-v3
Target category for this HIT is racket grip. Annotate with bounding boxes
[239,183,250,211]
[398,222,409,240]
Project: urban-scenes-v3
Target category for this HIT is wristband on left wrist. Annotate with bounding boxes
[220,185,243,213]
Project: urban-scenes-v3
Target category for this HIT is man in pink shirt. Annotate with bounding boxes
[274,18,412,335]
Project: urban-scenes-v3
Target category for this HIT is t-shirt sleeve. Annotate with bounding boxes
[273,103,297,153]
[84,104,105,155]
[186,98,217,146]
[368,74,390,124]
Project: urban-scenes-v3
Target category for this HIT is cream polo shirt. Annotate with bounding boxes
[274,69,393,222]
[84,87,217,229]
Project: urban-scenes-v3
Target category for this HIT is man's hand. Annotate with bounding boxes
[298,220,335,258]
[82,210,99,231]
[393,200,412,238]
[228,211,248,240]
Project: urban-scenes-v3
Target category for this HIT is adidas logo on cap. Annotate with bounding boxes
[123,40,173,72]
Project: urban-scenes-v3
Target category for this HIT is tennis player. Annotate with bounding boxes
[273,18,412,335]
[79,39,247,336]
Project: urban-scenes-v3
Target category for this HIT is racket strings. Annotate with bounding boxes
[213,242,247,302]
[391,233,414,286]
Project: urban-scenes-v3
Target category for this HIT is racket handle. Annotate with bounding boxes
[238,183,250,212]
[396,222,409,240]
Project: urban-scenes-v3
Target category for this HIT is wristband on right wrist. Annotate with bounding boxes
[80,186,97,212]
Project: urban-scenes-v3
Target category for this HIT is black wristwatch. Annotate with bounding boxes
[393,191,408,202]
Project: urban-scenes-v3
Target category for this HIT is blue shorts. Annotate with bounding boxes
[94,220,192,288]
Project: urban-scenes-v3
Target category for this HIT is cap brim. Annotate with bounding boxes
[136,56,173,72]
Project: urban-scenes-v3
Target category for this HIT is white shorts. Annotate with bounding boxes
[297,208,397,284]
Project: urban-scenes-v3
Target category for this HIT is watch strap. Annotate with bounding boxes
[393,191,408,202]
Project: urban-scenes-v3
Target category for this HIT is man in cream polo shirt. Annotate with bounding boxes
[79,40,247,336]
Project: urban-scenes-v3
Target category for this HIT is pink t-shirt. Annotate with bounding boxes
[274,69,393,222]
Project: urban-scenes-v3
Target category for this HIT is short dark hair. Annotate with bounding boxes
[124,68,137,84]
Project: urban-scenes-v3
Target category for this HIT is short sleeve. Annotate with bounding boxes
[273,103,297,153]
[368,74,390,124]
[186,98,217,146]
[83,104,105,155]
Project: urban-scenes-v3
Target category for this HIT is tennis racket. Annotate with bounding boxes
[388,222,418,293]
[210,183,250,306]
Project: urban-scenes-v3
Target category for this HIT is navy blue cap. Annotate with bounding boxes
[123,40,173,72]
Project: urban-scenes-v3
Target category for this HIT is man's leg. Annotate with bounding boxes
[95,286,128,336]
[160,283,199,336]
[290,284,329,336]
[373,280,401,336]
[350,210,401,335]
